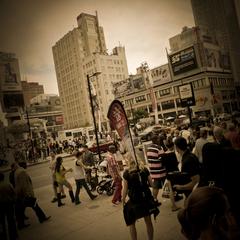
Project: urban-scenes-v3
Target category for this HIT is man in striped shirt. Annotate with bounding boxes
[146,134,166,203]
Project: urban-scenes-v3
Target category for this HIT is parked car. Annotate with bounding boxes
[139,125,162,142]
[86,139,114,154]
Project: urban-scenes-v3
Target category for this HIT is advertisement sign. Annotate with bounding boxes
[170,47,197,76]
[179,83,195,107]
[107,100,135,160]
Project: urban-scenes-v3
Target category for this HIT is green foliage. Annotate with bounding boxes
[133,109,148,122]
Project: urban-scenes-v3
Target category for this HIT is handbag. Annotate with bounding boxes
[162,179,170,199]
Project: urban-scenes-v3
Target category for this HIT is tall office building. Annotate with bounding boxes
[52,12,128,130]
[21,80,44,106]
[0,52,24,125]
[191,0,240,83]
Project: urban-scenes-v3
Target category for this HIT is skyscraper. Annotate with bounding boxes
[191,0,240,83]
[52,12,128,130]
[21,80,44,106]
[0,52,24,125]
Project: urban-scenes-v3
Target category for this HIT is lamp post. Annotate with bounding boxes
[87,72,102,161]
[26,107,35,161]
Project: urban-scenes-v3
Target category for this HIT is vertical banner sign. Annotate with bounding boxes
[107,100,137,163]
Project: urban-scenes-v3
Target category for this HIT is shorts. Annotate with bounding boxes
[152,178,165,189]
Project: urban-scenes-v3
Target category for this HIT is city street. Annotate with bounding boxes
[12,157,185,240]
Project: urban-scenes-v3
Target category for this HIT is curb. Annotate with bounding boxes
[0,153,73,173]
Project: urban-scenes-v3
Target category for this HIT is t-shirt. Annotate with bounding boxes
[146,143,166,179]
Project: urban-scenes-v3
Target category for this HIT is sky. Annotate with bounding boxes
[0,0,194,95]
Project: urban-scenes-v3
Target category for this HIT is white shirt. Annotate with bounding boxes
[192,137,208,163]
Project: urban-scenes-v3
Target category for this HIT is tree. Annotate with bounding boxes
[133,109,148,123]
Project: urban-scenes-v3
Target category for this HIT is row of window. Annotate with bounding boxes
[209,77,234,87]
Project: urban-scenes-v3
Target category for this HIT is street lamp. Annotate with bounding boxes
[87,72,102,162]
[25,107,35,161]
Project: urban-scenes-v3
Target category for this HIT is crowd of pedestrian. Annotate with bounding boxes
[1,117,240,240]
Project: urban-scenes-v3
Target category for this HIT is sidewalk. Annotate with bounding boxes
[18,179,185,240]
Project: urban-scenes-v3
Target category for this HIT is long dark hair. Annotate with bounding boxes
[55,157,63,173]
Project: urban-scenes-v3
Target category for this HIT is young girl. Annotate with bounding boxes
[55,156,75,207]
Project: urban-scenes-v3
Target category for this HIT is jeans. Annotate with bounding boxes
[75,179,95,202]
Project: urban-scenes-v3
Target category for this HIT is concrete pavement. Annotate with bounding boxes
[17,176,185,240]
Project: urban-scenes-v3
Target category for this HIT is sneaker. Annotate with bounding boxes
[112,201,121,206]
[61,194,66,199]
[51,197,57,203]
[174,195,183,202]
[58,202,65,207]
[40,216,51,223]
[75,201,81,205]
[91,195,98,200]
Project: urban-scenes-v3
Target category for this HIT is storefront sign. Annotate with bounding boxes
[179,83,195,107]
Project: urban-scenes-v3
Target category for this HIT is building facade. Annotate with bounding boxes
[0,52,24,125]
[115,27,238,122]
[191,0,240,83]
[21,80,44,106]
[27,94,64,137]
[52,12,128,130]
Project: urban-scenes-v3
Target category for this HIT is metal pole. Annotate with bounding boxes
[26,108,35,161]
[87,74,101,161]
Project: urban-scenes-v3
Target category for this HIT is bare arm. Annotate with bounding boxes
[174,174,200,191]
[122,179,128,206]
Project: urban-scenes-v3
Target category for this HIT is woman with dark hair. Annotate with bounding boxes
[55,157,74,207]
[177,186,240,240]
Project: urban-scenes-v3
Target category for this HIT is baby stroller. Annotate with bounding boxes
[96,175,114,196]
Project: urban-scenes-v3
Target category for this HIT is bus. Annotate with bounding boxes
[57,127,95,142]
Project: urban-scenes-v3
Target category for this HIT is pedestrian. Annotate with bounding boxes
[192,128,208,165]
[54,156,75,206]
[106,145,122,205]
[161,138,182,211]
[146,134,166,205]
[14,162,51,227]
[82,145,95,189]
[177,186,240,240]
[74,151,97,205]
[171,137,200,205]
[49,151,66,203]
[122,154,159,240]
[0,172,18,240]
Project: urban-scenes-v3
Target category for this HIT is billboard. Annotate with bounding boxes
[169,47,198,76]
[179,83,195,107]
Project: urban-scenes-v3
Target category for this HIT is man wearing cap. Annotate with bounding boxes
[106,145,122,205]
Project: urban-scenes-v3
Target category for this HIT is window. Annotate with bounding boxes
[135,95,146,103]
[161,100,175,110]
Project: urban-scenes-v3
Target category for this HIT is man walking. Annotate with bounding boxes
[146,134,166,204]
[14,162,51,227]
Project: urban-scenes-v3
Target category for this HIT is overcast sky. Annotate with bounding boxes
[0,0,194,94]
